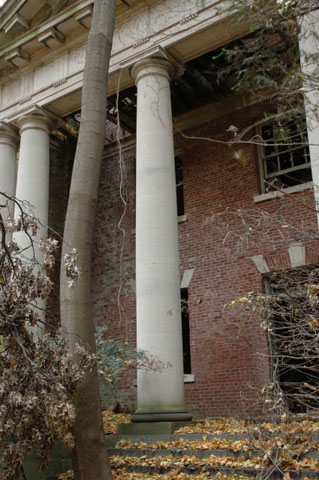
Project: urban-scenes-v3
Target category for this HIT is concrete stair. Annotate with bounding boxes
[106,431,319,479]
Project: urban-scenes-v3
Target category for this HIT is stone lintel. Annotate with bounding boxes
[252,255,270,274]
[181,268,194,289]
[288,242,306,268]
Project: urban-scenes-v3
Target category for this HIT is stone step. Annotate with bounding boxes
[106,432,267,447]
[107,429,319,479]
[109,447,319,460]
[110,447,253,458]
[106,431,319,447]
[111,463,319,479]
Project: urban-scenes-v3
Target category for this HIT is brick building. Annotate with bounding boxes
[0,0,319,419]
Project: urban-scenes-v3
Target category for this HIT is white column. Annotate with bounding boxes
[131,57,191,422]
[14,112,53,326]
[299,11,319,219]
[0,122,18,224]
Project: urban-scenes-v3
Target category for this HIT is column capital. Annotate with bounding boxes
[17,112,54,135]
[131,49,184,85]
[0,121,19,148]
[16,105,59,134]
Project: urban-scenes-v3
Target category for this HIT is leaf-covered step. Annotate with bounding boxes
[110,452,319,473]
[106,434,249,448]
[109,448,255,459]
[112,470,254,480]
[111,463,319,479]
[113,435,319,454]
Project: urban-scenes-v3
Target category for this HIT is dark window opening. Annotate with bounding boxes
[266,270,319,412]
[175,154,184,216]
[181,288,191,374]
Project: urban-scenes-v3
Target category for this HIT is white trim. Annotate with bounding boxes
[288,242,306,268]
[181,268,194,289]
[252,255,270,274]
[178,214,188,223]
[254,182,313,203]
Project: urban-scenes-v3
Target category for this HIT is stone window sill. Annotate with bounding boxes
[178,214,188,223]
[254,182,313,203]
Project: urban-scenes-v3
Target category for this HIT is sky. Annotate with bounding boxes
[0,0,7,6]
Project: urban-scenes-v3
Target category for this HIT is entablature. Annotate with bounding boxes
[0,0,249,123]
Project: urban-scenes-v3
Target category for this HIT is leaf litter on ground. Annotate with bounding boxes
[59,413,319,479]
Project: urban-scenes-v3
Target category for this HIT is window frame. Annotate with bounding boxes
[257,116,311,194]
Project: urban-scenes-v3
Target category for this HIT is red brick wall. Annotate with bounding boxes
[46,138,75,329]
[179,106,265,416]
[92,104,318,417]
[92,146,137,410]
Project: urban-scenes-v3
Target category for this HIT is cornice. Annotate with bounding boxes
[0,0,251,123]
[0,0,93,60]
[0,0,28,30]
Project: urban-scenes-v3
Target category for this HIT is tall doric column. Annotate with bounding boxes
[14,111,53,326]
[0,122,18,223]
[131,56,191,423]
[299,11,319,218]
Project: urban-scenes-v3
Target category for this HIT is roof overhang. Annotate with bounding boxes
[0,0,141,71]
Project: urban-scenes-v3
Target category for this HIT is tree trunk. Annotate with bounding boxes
[60,0,115,479]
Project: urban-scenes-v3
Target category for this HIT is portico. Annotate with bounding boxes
[1,0,319,419]
[0,0,245,419]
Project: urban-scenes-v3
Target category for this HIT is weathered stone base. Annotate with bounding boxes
[117,421,192,435]
[132,410,193,423]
